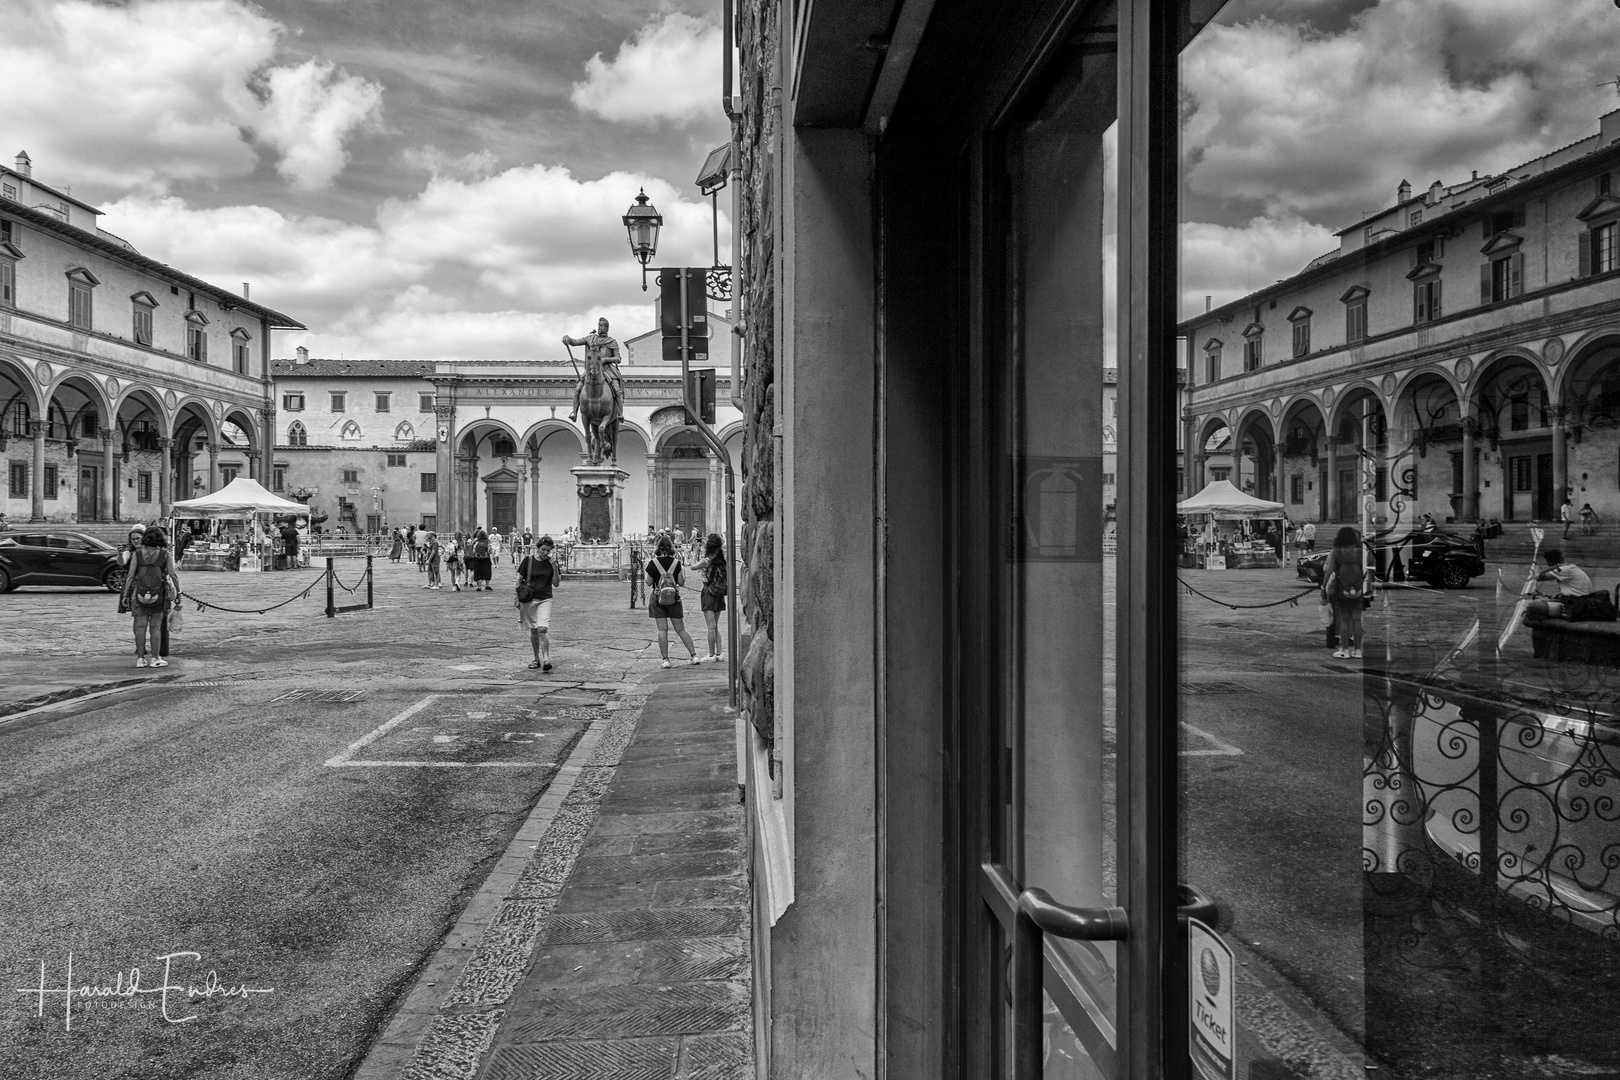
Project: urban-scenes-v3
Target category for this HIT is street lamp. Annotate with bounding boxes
[622,189,663,291]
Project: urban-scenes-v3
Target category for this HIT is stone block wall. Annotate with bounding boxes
[736,0,779,746]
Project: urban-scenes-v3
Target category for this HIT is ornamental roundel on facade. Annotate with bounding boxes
[164,390,178,411]
[34,360,52,386]
[1323,386,1336,407]
[1454,356,1474,383]
[1381,374,1396,397]
[1269,398,1281,416]
[1543,337,1566,367]
[212,400,225,419]
[105,376,118,398]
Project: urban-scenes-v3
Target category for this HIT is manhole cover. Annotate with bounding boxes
[273,688,367,703]
[1182,680,1254,695]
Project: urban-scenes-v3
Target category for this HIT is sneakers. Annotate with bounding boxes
[1332,649,1348,659]
[660,659,672,669]
[689,656,702,666]
[136,656,148,668]
[1350,648,1363,659]
[152,658,169,667]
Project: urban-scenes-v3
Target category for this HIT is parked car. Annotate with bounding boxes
[0,531,126,593]
[1296,529,1485,589]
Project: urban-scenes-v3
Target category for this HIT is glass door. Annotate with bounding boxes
[976,6,1131,1077]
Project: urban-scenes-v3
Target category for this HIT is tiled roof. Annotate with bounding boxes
[270,358,439,377]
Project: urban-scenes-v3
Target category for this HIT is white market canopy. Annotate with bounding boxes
[172,477,309,517]
[1176,479,1285,518]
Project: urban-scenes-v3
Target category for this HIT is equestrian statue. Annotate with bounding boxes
[563,317,623,465]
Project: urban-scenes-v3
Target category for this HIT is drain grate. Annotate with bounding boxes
[272,688,366,703]
[1182,680,1255,695]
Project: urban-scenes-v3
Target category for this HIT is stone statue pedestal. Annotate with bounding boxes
[572,463,628,542]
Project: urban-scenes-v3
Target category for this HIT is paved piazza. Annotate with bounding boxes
[0,563,742,1080]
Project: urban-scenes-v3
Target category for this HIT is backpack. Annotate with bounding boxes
[650,557,681,606]
[132,548,168,607]
[473,537,490,559]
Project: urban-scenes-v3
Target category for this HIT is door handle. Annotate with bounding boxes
[1013,890,1127,1079]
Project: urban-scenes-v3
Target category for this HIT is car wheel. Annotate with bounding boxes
[1439,562,1471,589]
[0,567,10,593]
[103,567,126,593]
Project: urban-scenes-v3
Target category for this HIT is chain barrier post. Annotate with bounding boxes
[366,555,374,610]
[325,557,336,618]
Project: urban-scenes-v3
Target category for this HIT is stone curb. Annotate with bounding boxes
[352,677,650,1080]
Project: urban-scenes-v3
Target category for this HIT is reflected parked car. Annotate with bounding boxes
[1297,529,1484,589]
[0,531,126,593]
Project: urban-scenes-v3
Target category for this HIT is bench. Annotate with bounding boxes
[1528,585,1620,665]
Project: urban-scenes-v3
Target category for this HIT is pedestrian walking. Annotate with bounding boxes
[1322,526,1370,660]
[414,525,429,571]
[1301,520,1316,552]
[389,528,403,563]
[645,535,701,667]
[118,527,145,569]
[445,531,464,590]
[698,532,727,661]
[469,527,493,591]
[120,525,181,668]
[1560,496,1574,539]
[425,532,443,589]
[516,534,561,670]
[1581,503,1599,536]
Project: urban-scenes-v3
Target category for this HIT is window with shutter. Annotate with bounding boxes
[69,283,92,329]
[0,259,13,308]
[1593,223,1618,274]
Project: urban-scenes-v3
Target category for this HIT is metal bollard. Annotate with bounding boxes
[366,555,374,609]
[325,557,336,618]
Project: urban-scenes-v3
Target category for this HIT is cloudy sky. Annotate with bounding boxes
[1180,0,1620,320]
[10,0,1620,356]
[5,0,730,360]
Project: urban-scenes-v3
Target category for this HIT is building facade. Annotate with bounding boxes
[1,152,304,527]
[1180,111,1620,529]
[268,318,744,540]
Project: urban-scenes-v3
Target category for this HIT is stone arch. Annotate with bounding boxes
[1232,406,1280,501]
[1469,352,1550,439]
[616,417,653,447]
[0,353,42,420]
[44,372,113,435]
[716,419,746,445]
[170,396,220,444]
[1390,364,1463,411]
[650,406,695,451]
[1325,381,1388,437]
[222,407,259,451]
[1557,334,1620,522]
[458,417,524,456]
[286,420,309,447]
[519,418,585,453]
[1553,331,1620,406]
[1470,347,1550,403]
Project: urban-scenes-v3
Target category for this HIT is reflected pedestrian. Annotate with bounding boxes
[425,531,442,590]
[645,535,701,667]
[698,532,727,662]
[1323,526,1369,660]
[389,528,403,563]
[1527,549,1594,620]
[1560,496,1574,539]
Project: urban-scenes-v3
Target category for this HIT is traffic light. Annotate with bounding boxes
[659,267,710,365]
[684,368,716,426]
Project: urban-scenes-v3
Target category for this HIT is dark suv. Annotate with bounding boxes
[0,531,126,593]
[1297,529,1486,589]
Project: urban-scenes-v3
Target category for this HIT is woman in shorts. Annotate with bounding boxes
[698,532,727,662]
[645,535,701,668]
[516,535,560,670]
[121,525,181,668]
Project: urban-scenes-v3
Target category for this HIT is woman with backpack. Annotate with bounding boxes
[120,525,181,668]
[646,535,702,668]
[698,533,727,662]
[469,527,494,591]
[1322,526,1370,660]
[445,531,464,590]
[424,532,443,590]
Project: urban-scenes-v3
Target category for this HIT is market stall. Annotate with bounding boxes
[171,478,311,572]
[1177,480,1286,569]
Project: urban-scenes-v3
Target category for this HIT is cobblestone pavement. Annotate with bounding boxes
[360,665,750,1080]
[0,561,747,1079]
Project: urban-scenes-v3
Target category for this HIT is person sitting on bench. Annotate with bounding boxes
[1527,549,1594,620]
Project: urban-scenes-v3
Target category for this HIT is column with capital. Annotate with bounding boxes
[1461,415,1479,521]
[29,420,46,521]
[247,450,262,493]
[157,436,173,516]
[529,448,541,536]
[643,461,652,533]
[99,425,116,521]
[1325,435,1339,524]
[1551,403,1569,516]
[434,404,456,534]
[707,452,723,538]
[207,443,220,493]
[258,408,276,485]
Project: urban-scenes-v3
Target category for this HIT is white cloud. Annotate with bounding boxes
[1181,0,1620,221]
[1180,216,1338,319]
[570,13,723,126]
[98,164,726,359]
[252,60,384,191]
[0,0,381,198]
[402,146,498,181]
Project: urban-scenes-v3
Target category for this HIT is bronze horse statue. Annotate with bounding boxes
[578,344,618,465]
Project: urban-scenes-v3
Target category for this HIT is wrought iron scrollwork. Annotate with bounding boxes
[706,265,732,304]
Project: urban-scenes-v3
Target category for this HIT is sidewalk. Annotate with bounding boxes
[358,662,751,1080]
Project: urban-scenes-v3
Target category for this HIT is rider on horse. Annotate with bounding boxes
[564,318,623,423]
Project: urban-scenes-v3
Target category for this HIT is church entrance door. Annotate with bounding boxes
[673,479,706,538]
